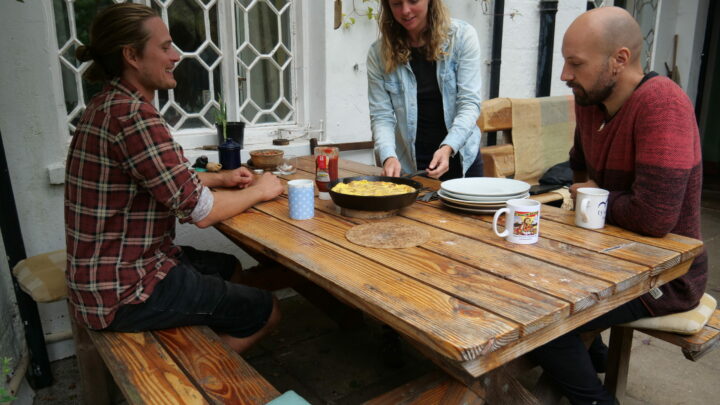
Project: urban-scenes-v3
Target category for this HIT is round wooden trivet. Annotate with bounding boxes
[346,222,430,249]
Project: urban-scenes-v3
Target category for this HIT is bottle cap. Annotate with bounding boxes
[318,191,330,200]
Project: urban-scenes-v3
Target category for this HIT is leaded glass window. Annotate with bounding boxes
[52,0,295,138]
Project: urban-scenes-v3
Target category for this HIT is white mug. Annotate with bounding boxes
[575,187,609,229]
[492,199,541,244]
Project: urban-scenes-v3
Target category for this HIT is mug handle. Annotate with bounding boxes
[580,198,590,223]
[493,208,510,238]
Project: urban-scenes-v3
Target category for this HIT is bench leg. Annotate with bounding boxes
[604,326,633,403]
[68,301,115,405]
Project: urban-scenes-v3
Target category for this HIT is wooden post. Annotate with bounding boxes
[68,300,114,405]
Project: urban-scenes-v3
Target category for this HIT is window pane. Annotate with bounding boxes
[168,0,205,53]
[235,0,294,125]
[163,0,219,129]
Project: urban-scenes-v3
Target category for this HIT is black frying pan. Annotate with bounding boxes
[328,175,423,211]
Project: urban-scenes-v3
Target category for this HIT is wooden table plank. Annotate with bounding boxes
[256,198,569,336]
[153,327,280,404]
[422,200,686,276]
[401,203,649,292]
[305,199,612,315]
[540,204,704,262]
[457,260,692,377]
[217,210,519,361]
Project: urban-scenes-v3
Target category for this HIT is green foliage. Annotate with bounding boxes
[342,0,379,30]
[0,358,16,403]
[214,97,228,142]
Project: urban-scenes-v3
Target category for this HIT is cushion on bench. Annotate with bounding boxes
[12,249,67,302]
[621,293,717,334]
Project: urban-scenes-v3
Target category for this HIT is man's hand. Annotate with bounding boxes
[250,172,283,201]
[382,157,402,177]
[569,179,599,200]
[426,145,453,179]
[222,167,254,189]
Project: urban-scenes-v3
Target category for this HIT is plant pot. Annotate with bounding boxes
[218,139,242,170]
[216,121,245,146]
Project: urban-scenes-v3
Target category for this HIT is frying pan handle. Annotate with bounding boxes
[402,170,427,179]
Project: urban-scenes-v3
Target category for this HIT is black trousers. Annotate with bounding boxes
[528,298,650,405]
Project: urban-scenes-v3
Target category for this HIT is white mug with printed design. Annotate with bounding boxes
[492,199,541,244]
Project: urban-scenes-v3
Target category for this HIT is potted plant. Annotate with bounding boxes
[214,97,245,147]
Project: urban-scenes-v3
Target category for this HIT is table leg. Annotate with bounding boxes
[604,326,633,403]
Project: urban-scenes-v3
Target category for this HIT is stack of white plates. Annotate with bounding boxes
[438,177,531,214]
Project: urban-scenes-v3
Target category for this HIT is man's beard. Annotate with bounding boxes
[567,69,616,106]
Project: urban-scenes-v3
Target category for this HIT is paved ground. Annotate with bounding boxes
[31,185,720,405]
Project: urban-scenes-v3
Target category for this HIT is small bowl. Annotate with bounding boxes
[249,149,284,169]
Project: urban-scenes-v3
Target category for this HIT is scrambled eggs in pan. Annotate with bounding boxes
[331,180,415,196]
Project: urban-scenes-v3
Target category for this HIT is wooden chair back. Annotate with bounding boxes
[309,138,375,154]
[477,98,517,178]
[477,96,575,182]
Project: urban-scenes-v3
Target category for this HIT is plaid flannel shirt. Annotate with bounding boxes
[65,78,203,329]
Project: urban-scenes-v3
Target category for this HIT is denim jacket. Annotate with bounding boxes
[367,19,482,175]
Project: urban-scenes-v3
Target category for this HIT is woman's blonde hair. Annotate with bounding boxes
[75,3,158,83]
[378,0,451,74]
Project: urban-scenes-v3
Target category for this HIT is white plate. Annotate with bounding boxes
[438,191,512,207]
[440,199,498,214]
[441,177,530,197]
[438,189,529,203]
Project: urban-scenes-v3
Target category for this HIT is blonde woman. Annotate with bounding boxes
[368,0,483,180]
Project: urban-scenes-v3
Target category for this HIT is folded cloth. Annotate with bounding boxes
[266,391,312,405]
[509,95,576,184]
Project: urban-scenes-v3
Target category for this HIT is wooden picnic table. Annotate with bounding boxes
[215,156,703,402]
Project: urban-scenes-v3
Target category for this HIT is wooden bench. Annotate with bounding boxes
[478,97,575,205]
[71,314,281,404]
[605,308,720,402]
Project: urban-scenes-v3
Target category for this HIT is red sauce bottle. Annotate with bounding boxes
[315,147,339,200]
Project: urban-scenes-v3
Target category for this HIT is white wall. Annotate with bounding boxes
[0,0,67,258]
[651,0,709,105]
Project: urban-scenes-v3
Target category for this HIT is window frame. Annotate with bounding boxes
[51,0,309,149]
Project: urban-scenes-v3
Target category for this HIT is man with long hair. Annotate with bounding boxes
[65,3,283,353]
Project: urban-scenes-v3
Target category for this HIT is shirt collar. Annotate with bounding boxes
[106,77,149,103]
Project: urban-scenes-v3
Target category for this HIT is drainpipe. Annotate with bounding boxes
[487,0,505,146]
[0,130,53,389]
[536,0,559,97]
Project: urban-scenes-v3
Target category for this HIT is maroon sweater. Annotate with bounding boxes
[570,75,707,316]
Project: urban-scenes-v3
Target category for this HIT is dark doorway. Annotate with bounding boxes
[697,0,720,188]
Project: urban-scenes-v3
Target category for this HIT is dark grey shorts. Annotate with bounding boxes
[107,246,273,338]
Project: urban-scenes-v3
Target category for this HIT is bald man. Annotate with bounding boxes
[529,7,707,405]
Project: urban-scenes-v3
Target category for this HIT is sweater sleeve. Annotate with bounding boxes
[606,86,698,237]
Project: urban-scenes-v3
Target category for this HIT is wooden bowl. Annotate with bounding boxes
[249,149,284,169]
